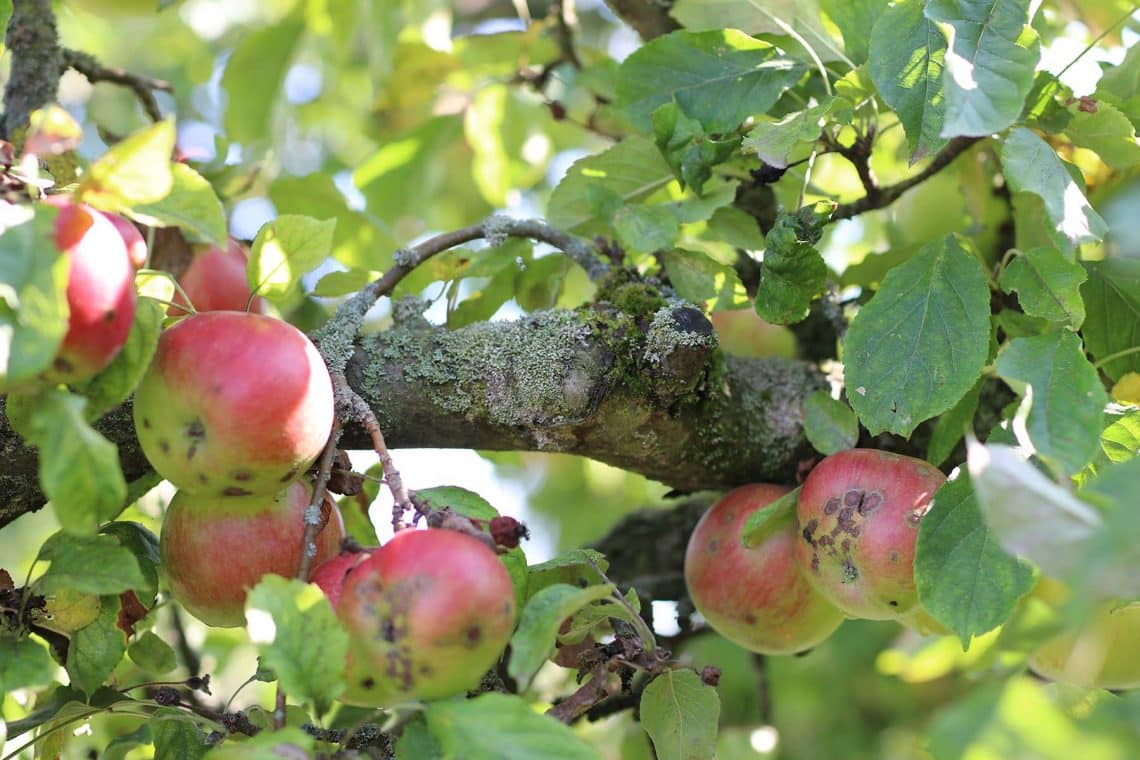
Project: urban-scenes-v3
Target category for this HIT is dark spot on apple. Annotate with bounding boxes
[141,417,151,429]
[811,554,820,572]
[889,550,900,563]
[823,497,841,515]
[888,600,899,607]
[280,467,299,483]
[198,473,208,484]
[707,538,720,553]
[361,677,375,689]
[743,612,757,624]
[802,518,819,545]
[158,439,170,454]
[419,665,432,675]
[185,420,206,460]
[103,309,116,323]
[381,620,397,642]
[464,625,482,647]
[222,486,251,496]
[844,489,862,507]
[842,559,859,583]
[233,471,252,481]
[858,491,883,515]
[53,357,74,373]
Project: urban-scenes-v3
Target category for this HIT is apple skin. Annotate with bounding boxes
[170,239,268,315]
[310,548,373,610]
[44,199,137,384]
[99,212,147,269]
[336,529,516,707]
[684,484,844,655]
[160,481,345,627]
[794,449,947,620]
[133,311,334,496]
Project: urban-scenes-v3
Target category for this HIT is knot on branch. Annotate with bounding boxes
[641,304,717,405]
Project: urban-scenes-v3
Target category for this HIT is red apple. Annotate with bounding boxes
[133,311,334,496]
[160,481,345,627]
[99,212,148,269]
[311,548,373,609]
[336,529,516,706]
[170,239,268,315]
[795,449,947,620]
[685,484,844,654]
[43,199,137,384]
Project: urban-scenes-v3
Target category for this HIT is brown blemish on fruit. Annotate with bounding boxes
[823,497,841,516]
[906,509,925,528]
[844,489,862,507]
[197,473,208,484]
[842,559,859,583]
[707,538,720,553]
[158,440,171,454]
[233,471,252,481]
[811,554,820,572]
[464,625,482,648]
[801,518,819,545]
[743,612,757,625]
[419,665,432,675]
[280,466,299,483]
[858,491,883,515]
[888,550,900,564]
[222,486,251,496]
[53,357,74,373]
[103,309,116,323]
[185,419,206,460]
[141,417,152,429]
[381,620,397,642]
[888,600,899,608]
[361,677,375,689]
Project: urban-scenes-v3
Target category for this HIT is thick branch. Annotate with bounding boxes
[0,304,825,528]
[2,0,63,138]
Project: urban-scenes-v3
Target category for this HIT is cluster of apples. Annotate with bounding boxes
[685,449,1140,691]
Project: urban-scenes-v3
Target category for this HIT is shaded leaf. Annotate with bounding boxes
[926,380,981,466]
[424,693,600,760]
[75,297,164,420]
[67,595,127,695]
[802,390,858,455]
[221,17,305,144]
[755,207,828,325]
[151,708,209,760]
[508,583,616,688]
[128,631,177,675]
[613,204,680,254]
[1065,102,1140,171]
[0,637,57,693]
[1000,247,1086,327]
[1081,258,1140,381]
[129,163,228,246]
[743,98,835,168]
[640,669,720,760]
[740,487,799,548]
[36,532,148,595]
[661,249,745,309]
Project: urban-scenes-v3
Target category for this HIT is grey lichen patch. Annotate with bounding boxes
[642,303,718,365]
[480,215,512,248]
[391,296,432,329]
[361,310,606,428]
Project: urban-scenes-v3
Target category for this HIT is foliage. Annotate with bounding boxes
[0,0,1138,758]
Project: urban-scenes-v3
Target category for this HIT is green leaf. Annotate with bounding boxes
[245,575,348,713]
[221,17,305,143]
[526,549,609,601]
[743,98,834,169]
[996,331,1108,475]
[151,708,209,760]
[127,631,177,674]
[99,521,161,600]
[967,441,1102,584]
[926,380,981,467]
[548,136,674,234]
[128,163,228,246]
[560,587,643,644]
[424,693,600,760]
[464,85,549,206]
[23,389,128,532]
[79,120,176,210]
[312,269,379,297]
[740,486,799,548]
[205,727,315,759]
[1095,42,1140,126]
[248,215,337,302]
[74,297,164,420]
[1000,247,1087,327]
[395,715,444,760]
[915,475,1034,647]
[614,204,680,254]
[0,206,70,391]
[802,390,858,455]
[670,0,849,64]
[616,29,801,134]
[661,249,744,309]
[819,0,889,65]
[1000,128,1108,246]
[1100,409,1140,464]
[924,0,1039,137]
[651,102,741,193]
[36,532,148,595]
[67,595,127,695]
[508,583,616,688]
[845,236,990,436]
[640,669,720,760]
[1065,102,1140,171]
[0,637,57,694]
[1081,258,1140,381]
[869,0,948,161]
[755,208,829,325]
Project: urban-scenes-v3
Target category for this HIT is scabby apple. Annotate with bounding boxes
[161,480,345,627]
[795,449,946,620]
[335,529,516,706]
[133,311,334,496]
[685,484,844,654]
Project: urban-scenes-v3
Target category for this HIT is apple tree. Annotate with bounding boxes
[1,0,1139,757]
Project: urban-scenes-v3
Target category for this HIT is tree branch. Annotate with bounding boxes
[62,48,172,123]
[2,0,63,139]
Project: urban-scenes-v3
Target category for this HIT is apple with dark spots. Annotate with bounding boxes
[335,528,516,707]
[310,547,373,609]
[684,484,844,655]
[99,211,148,269]
[133,311,334,496]
[42,198,137,384]
[794,449,946,620]
[170,239,268,315]
[160,481,345,627]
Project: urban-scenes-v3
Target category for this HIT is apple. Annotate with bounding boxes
[794,449,946,620]
[160,481,345,627]
[310,548,373,609]
[99,212,148,269]
[170,239,268,315]
[43,198,137,384]
[335,529,516,706]
[684,484,844,655]
[709,308,797,359]
[133,311,335,496]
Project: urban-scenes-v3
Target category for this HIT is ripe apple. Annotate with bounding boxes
[794,449,946,620]
[99,212,148,269]
[684,484,844,654]
[170,239,268,315]
[160,481,345,627]
[133,311,335,496]
[43,198,137,384]
[335,529,516,706]
[310,548,373,609]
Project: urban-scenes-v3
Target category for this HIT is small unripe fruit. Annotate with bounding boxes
[170,239,267,315]
[336,529,516,707]
[133,311,334,496]
[794,449,946,620]
[160,481,345,627]
[685,484,844,654]
[46,199,137,383]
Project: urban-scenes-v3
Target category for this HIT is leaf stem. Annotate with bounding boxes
[1092,345,1140,369]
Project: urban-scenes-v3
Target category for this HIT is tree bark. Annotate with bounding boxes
[0,303,826,529]
[2,0,63,139]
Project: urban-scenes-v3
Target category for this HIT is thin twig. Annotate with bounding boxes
[551,1,582,69]
[62,48,172,123]
[831,137,981,220]
[295,420,344,583]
